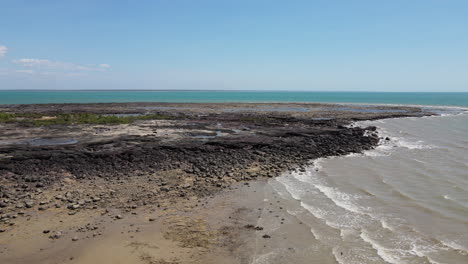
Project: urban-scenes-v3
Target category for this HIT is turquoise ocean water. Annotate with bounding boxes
[0,91,467,107]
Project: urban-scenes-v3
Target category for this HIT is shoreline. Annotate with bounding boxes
[1,101,467,109]
[0,102,435,263]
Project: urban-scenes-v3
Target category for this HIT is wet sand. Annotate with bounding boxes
[1,181,269,264]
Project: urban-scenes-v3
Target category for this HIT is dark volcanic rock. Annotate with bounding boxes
[0,110,387,215]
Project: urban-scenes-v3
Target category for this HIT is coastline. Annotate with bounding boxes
[0,102,437,263]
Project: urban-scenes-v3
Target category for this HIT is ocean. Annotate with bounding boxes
[0,91,467,107]
[254,111,468,264]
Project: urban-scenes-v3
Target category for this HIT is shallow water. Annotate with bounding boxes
[326,107,408,113]
[140,105,409,113]
[253,110,468,264]
[1,91,468,107]
[27,138,78,146]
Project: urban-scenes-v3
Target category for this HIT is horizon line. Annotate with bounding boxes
[0,89,467,93]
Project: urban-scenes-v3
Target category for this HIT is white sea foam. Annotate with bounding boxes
[353,122,435,159]
[392,137,434,150]
[440,240,468,253]
[313,184,367,215]
[381,219,396,232]
[410,244,445,264]
[284,206,326,241]
[442,195,460,205]
[279,169,462,263]
[443,195,455,202]
[251,251,278,264]
[440,194,468,210]
[360,224,460,264]
[300,202,342,230]
[275,177,305,200]
[360,232,403,264]
[268,113,468,263]
[308,227,321,240]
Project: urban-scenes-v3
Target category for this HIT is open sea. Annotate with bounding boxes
[0,91,467,107]
[1,90,466,263]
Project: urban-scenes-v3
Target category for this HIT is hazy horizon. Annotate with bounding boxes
[1,89,468,93]
[1,0,468,92]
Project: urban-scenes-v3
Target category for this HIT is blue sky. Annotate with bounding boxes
[1,0,467,91]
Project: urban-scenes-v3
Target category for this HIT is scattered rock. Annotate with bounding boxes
[49,231,62,239]
[67,204,80,210]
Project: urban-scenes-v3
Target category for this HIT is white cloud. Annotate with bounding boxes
[0,46,7,57]
[12,58,110,72]
[16,69,35,74]
[65,72,87,77]
[13,58,50,67]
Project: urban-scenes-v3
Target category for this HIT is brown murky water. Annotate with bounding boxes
[252,111,468,264]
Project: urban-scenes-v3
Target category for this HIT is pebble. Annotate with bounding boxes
[24,201,34,208]
[49,231,62,239]
[67,204,80,210]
